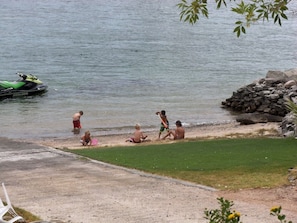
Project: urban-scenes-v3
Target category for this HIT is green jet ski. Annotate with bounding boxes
[0,73,48,100]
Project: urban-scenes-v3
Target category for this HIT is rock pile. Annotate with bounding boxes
[221,68,297,126]
[280,111,297,137]
[221,68,297,136]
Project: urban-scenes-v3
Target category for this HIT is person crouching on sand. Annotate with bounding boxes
[81,130,92,146]
[126,124,148,143]
[162,120,185,140]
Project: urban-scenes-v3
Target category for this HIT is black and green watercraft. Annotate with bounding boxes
[0,73,47,100]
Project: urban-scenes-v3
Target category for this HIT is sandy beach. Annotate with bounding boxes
[34,121,281,149]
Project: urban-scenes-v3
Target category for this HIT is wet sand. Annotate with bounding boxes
[33,122,281,149]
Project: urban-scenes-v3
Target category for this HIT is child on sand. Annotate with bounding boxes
[162,120,185,140]
[80,130,92,146]
[156,110,169,139]
[126,124,148,143]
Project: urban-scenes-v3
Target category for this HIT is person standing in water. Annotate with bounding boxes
[72,111,83,133]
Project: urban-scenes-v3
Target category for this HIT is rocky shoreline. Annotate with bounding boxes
[221,68,297,136]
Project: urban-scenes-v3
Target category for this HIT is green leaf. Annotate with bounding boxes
[281,13,288,20]
[217,0,222,9]
[185,14,191,22]
[274,14,279,23]
[233,26,241,37]
[278,214,286,220]
[234,26,240,32]
[241,26,246,34]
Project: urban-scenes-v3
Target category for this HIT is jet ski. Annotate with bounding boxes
[0,73,48,100]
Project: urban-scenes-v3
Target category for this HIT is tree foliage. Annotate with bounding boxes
[177,0,291,37]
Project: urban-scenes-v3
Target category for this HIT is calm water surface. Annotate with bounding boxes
[0,0,296,139]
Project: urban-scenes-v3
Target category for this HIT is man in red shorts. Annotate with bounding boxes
[72,111,83,132]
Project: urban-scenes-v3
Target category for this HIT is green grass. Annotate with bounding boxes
[70,138,297,190]
[1,203,41,222]
[15,206,40,222]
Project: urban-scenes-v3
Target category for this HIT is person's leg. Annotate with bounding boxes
[162,131,172,140]
[158,131,161,139]
[158,126,165,139]
[126,138,135,143]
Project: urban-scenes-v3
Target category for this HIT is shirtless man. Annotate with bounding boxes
[162,120,185,140]
[126,124,148,143]
[72,111,83,131]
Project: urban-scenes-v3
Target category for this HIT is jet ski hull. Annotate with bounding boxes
[0,73,48,100]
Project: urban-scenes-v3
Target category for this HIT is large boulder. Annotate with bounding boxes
[284,68,297,82]
[266,70,287,81]
[284,80,297,89]
[266,69,297,82]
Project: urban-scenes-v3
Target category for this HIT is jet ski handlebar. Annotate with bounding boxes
[17,72,39,81]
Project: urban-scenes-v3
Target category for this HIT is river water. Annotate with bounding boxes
[0,0,296,140]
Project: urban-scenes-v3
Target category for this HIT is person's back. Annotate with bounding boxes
[73,110,84,132]
[126,124,147,143]
[73,111,83,121]
[133,129,144,143]
[162,120,185,140]
[174,125,185,140]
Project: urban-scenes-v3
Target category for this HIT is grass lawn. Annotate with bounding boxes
[70,138,297,190]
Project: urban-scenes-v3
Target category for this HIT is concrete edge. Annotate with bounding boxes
[46,146,217,192]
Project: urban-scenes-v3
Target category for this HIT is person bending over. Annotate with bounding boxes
[73,111,83,129]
